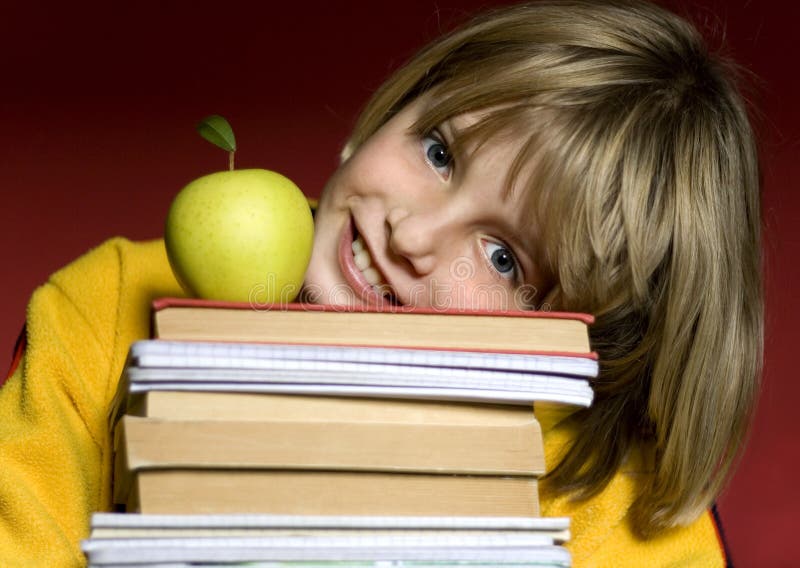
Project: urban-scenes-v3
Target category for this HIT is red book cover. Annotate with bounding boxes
[152,297,595,324]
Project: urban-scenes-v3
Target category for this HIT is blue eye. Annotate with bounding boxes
[422,134,452,177]
[483,240,517,280]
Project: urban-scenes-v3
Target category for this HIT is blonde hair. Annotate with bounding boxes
[343,0,763,537]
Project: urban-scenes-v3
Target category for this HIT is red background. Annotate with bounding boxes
[1,2,797,565]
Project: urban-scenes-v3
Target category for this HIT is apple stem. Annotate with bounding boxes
[228,150,235,171]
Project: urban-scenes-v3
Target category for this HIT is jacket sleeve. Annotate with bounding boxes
[0,238,182,566]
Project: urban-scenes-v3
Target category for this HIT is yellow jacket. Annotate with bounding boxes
[0,238,727,566]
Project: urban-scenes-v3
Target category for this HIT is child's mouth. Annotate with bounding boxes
[351,225,402,306]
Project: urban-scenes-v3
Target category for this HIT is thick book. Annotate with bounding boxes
[151,298,594,355]
[127,391,548,423]
[124,469,542,517]
[112,407,545,508]
[114,411,544,475]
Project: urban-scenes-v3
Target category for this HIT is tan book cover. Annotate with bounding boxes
[89,526,566,540]
[152,298,593,354]
[115,412,544,476]
[127,469,540,517]
[128,391,539,424]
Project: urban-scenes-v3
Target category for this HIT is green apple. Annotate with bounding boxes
[165,168,314,303]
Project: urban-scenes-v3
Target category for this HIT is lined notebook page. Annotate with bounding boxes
[83,536,572,564]
[90,512,570,531]
[125,381,590,406]
[130,340,598,376]
[127,362,591,390]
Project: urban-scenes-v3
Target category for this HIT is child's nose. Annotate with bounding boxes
[386,206,443,276]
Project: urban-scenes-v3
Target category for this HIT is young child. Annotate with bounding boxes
[305,1,761,562]
[0,0,760,565]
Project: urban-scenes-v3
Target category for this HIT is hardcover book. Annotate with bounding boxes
[151,298,594,354]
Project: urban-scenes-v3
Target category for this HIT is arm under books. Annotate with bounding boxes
[0,238,183,565]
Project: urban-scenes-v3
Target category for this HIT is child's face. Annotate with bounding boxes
[303,97,552,310]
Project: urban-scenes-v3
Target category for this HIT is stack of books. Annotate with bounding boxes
[84,298,597,567]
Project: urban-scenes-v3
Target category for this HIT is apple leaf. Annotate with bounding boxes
[197,115,237,153]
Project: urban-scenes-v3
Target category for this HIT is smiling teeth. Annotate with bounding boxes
[352,234,387,287]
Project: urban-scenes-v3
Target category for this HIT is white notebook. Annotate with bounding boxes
[130,340,599,376]
[83,538,571,566]
[85,515,572,566]
[123,340,595,406]
[90,512,570,532]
